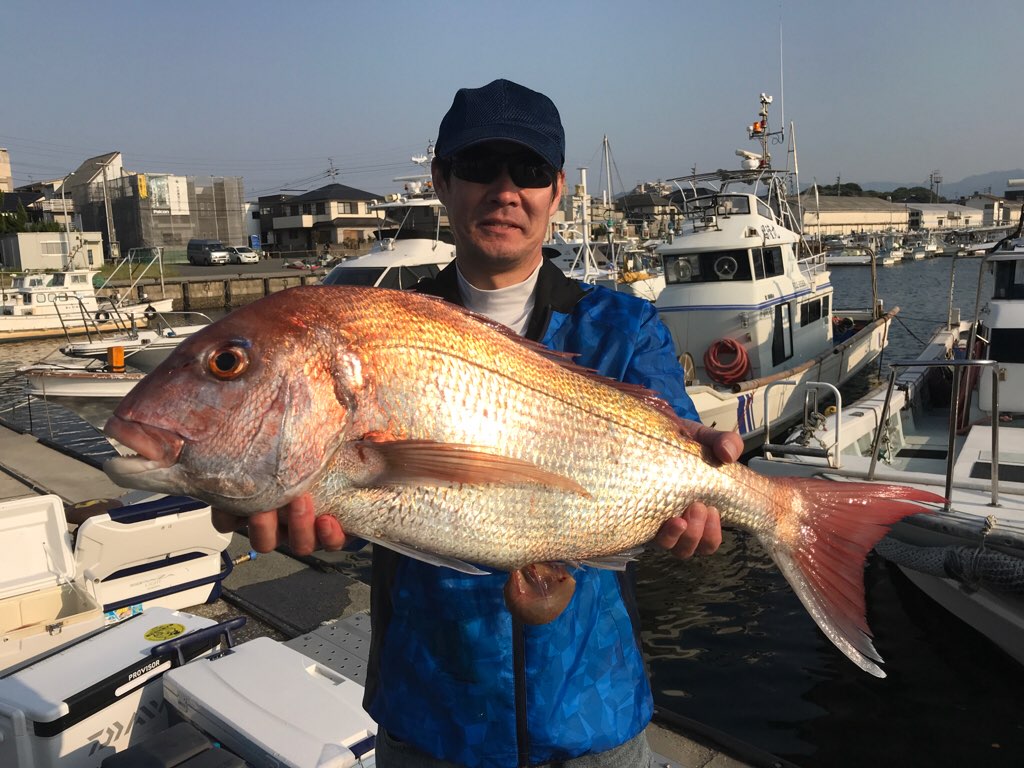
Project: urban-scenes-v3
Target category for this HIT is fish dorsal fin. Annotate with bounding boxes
[353,439,591,497]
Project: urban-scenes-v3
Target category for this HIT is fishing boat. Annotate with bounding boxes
[0,267,175,343]
[824,244,893,267]
[321,150,456,289]
[655,93,897,451]
[749,244,1024,665]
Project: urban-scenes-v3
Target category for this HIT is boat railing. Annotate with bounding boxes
[95,250,166,306]
[762,381,843,467]
[868,358,1001,510]
[54,294,147,343]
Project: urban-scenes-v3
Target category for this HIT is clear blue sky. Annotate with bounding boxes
[4,0,1022,199]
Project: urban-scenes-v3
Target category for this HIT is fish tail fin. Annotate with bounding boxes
[768,479,944,678]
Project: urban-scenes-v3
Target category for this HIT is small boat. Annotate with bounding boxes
[654,93,896,452]
[59,312,211,372]
[0,266,175,343]
[18,358,144,429]
[750,243,1024,665]
[825,245,877,266]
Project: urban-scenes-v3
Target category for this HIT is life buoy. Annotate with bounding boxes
[95,311,110,322]
[703,338,750,385]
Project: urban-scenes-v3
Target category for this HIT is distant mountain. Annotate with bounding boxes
[857,170,1024,200]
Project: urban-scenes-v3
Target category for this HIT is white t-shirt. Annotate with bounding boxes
[455,261,541,336]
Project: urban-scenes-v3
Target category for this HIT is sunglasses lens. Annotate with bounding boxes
[451,152,555,188]
[508,160,556,188]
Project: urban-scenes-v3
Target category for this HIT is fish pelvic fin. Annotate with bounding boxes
[769,478,944,678]
[353,439,591,496]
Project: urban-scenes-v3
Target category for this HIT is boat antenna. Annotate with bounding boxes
[778,5,785,135]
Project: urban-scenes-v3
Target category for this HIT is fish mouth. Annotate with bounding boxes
[104,414,184,467]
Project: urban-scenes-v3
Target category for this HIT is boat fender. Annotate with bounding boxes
[703,338,750,385]
[95,310,111,322]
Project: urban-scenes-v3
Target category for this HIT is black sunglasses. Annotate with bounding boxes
[449,150,557,189]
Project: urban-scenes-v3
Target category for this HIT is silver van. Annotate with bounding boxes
[187,239,230,266]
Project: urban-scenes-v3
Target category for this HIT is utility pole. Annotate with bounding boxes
[60,172,75,267]
[836,175,841,197]
[101,162,119,262]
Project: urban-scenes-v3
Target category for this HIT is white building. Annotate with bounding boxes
[0,231,105,271]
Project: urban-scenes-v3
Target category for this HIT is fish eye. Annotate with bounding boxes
[207,345,249,380]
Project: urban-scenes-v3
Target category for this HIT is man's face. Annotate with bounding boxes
[433,141,564,288]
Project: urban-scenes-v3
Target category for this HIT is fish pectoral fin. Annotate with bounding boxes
[359,533,491,575]
[354,439,591,496]
[580,546,646,571]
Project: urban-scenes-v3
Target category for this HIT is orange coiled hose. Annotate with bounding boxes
[703,338,751,385]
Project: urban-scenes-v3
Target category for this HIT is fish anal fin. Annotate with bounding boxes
[769,478,943,678]
[356,439,591,496]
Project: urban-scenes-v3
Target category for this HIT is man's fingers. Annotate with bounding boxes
[283,495,317,556]
[247,510,281,553]
[210,508,243,534]
[715,431,744,464]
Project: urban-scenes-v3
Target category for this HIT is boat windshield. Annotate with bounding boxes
[322,263,443,290]
[685,195,751,218]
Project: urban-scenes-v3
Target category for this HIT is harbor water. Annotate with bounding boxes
[1,258,1022,766]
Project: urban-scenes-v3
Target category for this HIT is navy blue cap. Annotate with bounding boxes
[435,79,565,169]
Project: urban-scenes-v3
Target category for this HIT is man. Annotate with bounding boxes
[221,79,742,767]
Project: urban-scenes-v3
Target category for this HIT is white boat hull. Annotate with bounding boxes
[688,310,894,450]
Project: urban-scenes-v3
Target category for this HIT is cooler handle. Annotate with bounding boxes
[149,616,247,666]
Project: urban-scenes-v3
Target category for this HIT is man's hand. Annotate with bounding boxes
[653,423,743,559]
[211,494,346,556]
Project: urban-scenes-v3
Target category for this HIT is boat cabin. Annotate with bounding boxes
[655,190,833,386]
[978,240,1024,414]
[1,270,100,318]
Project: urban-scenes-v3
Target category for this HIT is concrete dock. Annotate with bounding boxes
[0,421,780,768]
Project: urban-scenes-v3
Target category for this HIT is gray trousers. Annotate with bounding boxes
[373,727,654,767]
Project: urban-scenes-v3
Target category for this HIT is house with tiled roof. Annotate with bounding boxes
[260,183,384,254]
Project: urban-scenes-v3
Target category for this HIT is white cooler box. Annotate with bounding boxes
[0,495,104,671]
[73,495,233,624]
[0,607,235,768]
[164,637,377,768]
[1,494,233,673]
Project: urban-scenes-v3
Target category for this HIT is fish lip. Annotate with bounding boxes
[104,414,184,467]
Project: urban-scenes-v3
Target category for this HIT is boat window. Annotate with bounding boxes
[992,260,1024,300]
[52,274,67,286]
[321,266,386,287]
[799,298,824,326]
[752,246,784,279]
[663,249,751,285]
[989,328,1024,363]
[756,199,775,221]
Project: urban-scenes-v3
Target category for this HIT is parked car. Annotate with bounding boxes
[187,239,230,266]
[226,246,260,264]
